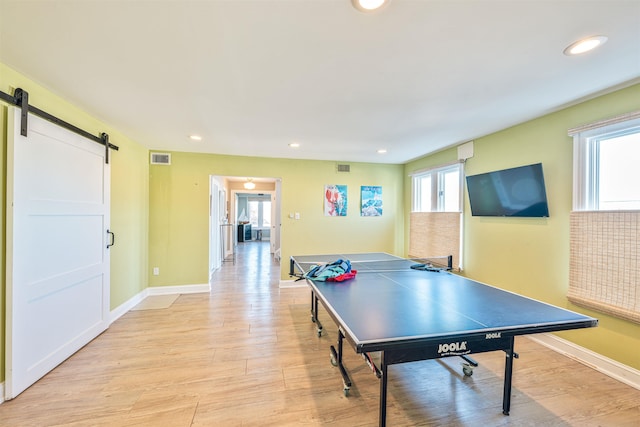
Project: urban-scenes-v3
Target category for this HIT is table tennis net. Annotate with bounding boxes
[295,255,452,275]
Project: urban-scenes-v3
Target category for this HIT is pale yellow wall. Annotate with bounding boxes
[404,83,640,370]
[109,143,150,308]
[148,151,405,286]
[0,63,150,382]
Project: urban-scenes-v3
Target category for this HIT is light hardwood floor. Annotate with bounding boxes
[1,241,639,426]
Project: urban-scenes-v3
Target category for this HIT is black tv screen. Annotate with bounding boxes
[466,163,550,217]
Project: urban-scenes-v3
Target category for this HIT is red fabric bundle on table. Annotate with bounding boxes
[327,270,358,282]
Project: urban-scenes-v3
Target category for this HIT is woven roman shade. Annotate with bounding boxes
[568,211,640,324]
[409,212,461,271]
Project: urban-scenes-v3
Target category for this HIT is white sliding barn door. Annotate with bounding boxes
[5,108,111,399]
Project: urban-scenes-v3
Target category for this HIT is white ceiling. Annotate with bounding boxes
[1,0,639,164]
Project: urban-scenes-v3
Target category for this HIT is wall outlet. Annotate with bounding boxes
[153,267,160,275]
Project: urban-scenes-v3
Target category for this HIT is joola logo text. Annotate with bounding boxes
[486,332,502,339]
[437,341,468,355]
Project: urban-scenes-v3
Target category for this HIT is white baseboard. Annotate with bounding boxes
[0,381,4,405]
[529,333,640,390]
[109,283,210,324]
[110,289,148,323]
[279,279,307,288]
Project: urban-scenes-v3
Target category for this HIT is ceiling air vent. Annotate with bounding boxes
[337,164,351,173]
[150,152,171,165]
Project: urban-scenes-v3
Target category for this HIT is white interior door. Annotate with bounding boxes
[5,108,110,399]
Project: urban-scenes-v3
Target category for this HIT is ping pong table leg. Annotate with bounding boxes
[310,291,314,320]
[378,351,388,427]
[330,329,352,396]
[310,291,323,336]
[502,336,516,415]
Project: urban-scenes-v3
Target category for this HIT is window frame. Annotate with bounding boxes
[570,111,640,211]
[411,161,464,213]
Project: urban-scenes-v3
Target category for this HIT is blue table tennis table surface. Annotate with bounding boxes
[292,252,597,353]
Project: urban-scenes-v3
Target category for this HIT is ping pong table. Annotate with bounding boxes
[290,252,598,427]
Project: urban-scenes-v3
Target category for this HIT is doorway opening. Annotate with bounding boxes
[208,176,281,280]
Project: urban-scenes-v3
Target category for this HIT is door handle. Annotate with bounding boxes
[106,229,115,249]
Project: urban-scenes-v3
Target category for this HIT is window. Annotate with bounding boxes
[570,112,640,211]
[599,133,640,209]
[409,162,464,270]
[412,163,462,212]
[249,198,271,228]
[568,110,640,325]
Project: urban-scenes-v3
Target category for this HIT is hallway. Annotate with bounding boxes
[218,240,279,292]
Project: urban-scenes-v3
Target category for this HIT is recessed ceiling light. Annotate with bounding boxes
[377,149,387,154]
[563,35,608,56]
[352,0,388,12]
[189,134,202,141]
[289,142,300,148]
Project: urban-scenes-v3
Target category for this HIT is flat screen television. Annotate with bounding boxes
[466,163,550,217]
